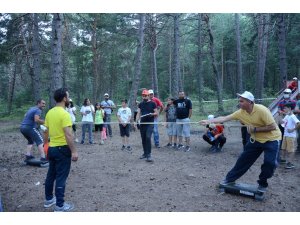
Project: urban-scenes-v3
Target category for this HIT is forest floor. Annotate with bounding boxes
[0,120,300,212]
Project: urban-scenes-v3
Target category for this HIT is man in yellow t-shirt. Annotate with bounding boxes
[43,88,78,212]
[200,91,281,193]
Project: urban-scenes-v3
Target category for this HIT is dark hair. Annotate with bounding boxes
[95,102,101,111]
[83,98,90,106]
[296,93,300,100]
[36,99,44,105]
[122,99,128,104]
[69,101,74,108]
[284,102,295,110]
[54,88,68,103]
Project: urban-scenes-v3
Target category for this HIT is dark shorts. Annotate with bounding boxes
[119,124,130,137]
[20,126,43,146]
[72,124,76,132]
[95,124,104,132]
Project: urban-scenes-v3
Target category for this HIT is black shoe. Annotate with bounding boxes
[172,143,177,149]
[257,185,267,193]
[165,143,172,147]
[80,140,84,144]
[25,155,35,161]
[40,157,48,163]
[126,146,131,151]
[285,162,295,169]
[146,156,153,162]
[155,145,161,149]
[121,145,126,150]
[139,154,146,159]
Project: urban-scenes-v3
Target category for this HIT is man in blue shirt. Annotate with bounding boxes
[101,93,116,137]
[20,99,47,162]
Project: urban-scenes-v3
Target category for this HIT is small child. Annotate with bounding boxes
[164,97,177,148]
[117,99,132,151]
[94,102,105,145]
[280,102,300,169]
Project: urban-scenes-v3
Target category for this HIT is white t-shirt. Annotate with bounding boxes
[80,105,95,123]
[66,106,76,123]
[117,107,132,123]
[282,114,300,138]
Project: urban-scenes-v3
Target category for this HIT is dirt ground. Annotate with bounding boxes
[0,121,299,212]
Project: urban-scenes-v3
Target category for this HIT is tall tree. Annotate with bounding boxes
[128,14,145,112]
[197,14,204,113]
[50,13,64,107]
[204,14,224,112]
[145,14,159,97]
[235,13,243,93]
[171,14,181,97]
[91,15,100,103]
[277,13,288,90]
[255,13,270,100]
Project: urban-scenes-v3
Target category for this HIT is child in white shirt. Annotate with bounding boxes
[117,99,132,151]
[280,102,300,169]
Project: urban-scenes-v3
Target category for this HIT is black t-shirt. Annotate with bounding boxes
[173,98,192,119]
[139,101,157,123]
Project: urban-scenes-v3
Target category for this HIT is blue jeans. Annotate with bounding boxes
[105,114,112,136]
[153,117,159,146]
[45,146,71,207]
[82,122,93,143]
[225,140,279,188]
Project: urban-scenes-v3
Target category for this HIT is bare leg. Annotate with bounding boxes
[37,143,45,158]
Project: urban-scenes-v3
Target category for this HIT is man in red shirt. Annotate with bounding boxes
[149,89,164,148]
[203,117,226,152]
[287,77,298,92]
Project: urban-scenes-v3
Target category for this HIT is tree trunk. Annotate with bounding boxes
[204,14,224,112]
[128,14,145,112]
[92,17,100,103]
[197,14,204,113]
[146,14,159,98]
[172,14,181,97]
[235,13,243,93]
[7,58,18,114]
[50,13,64,108]
[255,13,270,101]
[277,13,288,90]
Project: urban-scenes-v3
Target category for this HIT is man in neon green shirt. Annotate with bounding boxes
[200,91,281,193]
[43,88,78,212]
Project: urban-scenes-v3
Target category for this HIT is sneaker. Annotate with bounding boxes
[285,162,295,169]
[165,143,172,147]
[219,179,235,186]
[126,146,131,151]
[100,140,104,145]
[44,197,56,208]
[257,185,267,193]
[177,144,184,150]
[185,146,191,152]
[155,144,161,149]
[54,202,74,212]
[139,154,147,159]
[80,140,84,144]
[146,156,153,162]
[172,143,177,149]
[121,145,126,150]
[75,138,79,143]
[25,155,35,161]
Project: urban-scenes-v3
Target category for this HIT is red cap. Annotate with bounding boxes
[142,89,149,95]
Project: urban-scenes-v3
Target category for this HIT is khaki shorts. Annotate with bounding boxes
[281,136,296,153]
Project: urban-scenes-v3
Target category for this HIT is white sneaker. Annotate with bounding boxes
[75,138,79,143]
[54,202,74,212]
[100,140,104,145]
[44,197,56,208]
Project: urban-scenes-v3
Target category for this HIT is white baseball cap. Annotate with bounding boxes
[207,115,214,120]
[237,91,255,102]
[148,89,154,94]
[284,89,292,93]
[104,93,109,97]
[293,77,298,80]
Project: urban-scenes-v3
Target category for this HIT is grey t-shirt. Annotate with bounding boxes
[101,99,115,115]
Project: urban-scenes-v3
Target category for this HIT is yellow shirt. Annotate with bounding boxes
[230,104,281,143]
[45,106,72,147]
